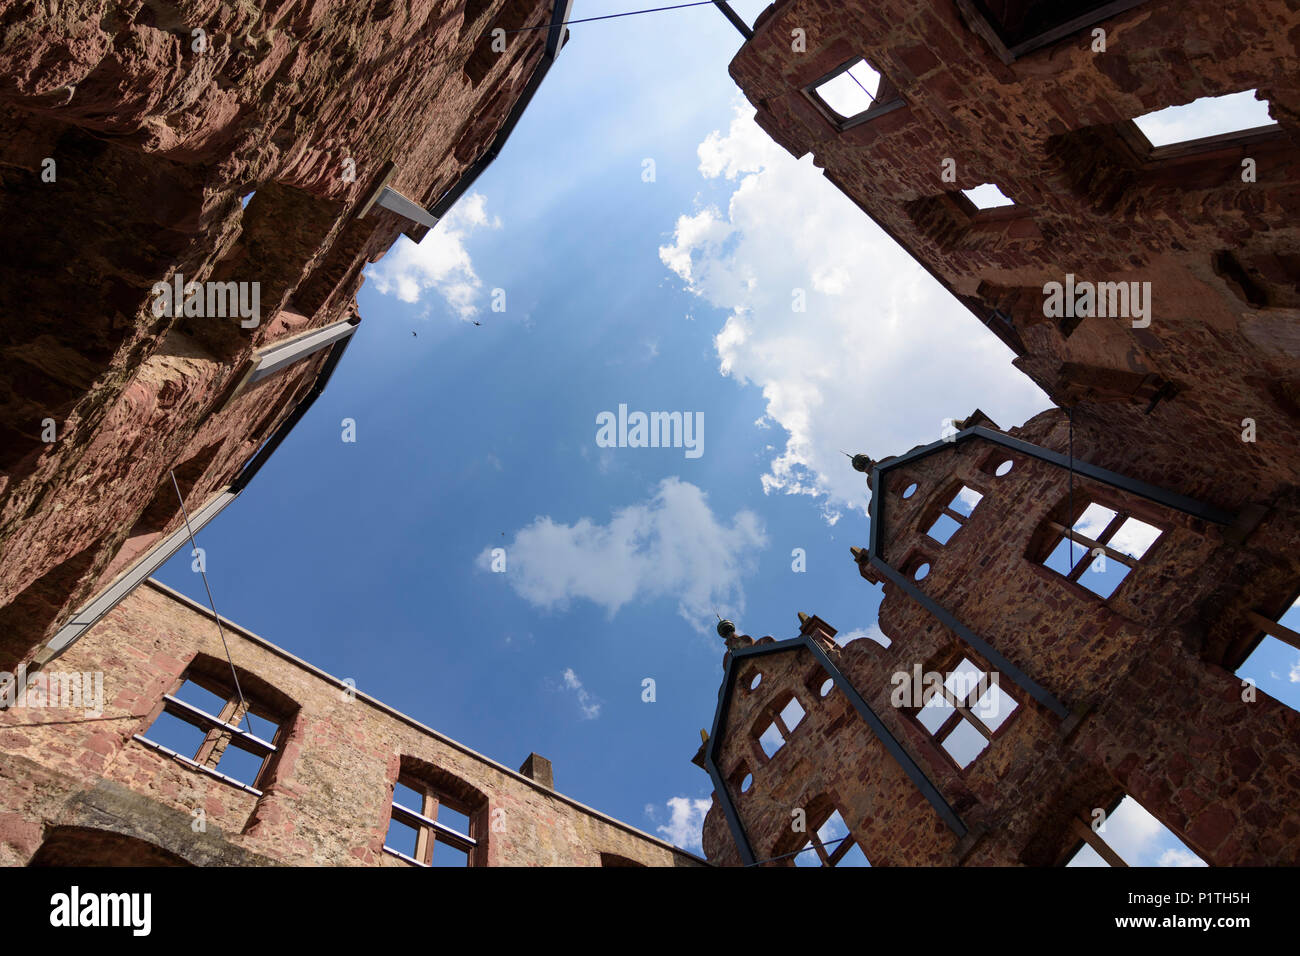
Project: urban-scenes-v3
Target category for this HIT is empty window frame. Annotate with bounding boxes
[805,57,903,130]
[961,183,1015,210]
[383,777,478,867]
[756,696,807,759]
[913,656,1018,768]
[962,0,1150,60]
[1040,501,1162,598]
[924,485,985,544]
[1064,796,1206,867]
[134,677,281,793]
[1132,90,1276,149]
[793,808,871,867]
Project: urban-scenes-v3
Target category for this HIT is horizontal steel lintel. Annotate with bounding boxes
[44,489,238,657]
[245,318,358,387]
[372,185,439,230]
[161,694,276,756]
[390,801,477,851]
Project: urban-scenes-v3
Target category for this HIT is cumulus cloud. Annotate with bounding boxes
[1156,848,1205,867]
[1070,797,1206,867]
[654,796,711,851]
[659,104,1048,520]
[366,192,499,319]
[561,668,602,720]
[478,477,766,632]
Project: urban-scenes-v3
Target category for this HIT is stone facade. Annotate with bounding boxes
[729,0,1300,496]
[696,0,1300,866]
[699,405,1300,866]
[0,580,702,867]
[0,0,559,675]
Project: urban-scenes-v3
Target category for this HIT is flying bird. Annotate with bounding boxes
[473,320,482,326]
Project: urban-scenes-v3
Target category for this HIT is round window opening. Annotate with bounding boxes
[902,482,918,499]
[820,678,833,697]
[995,459,1013,477]
[741,773,753,793]
[913,562,931,580]
[749,673,761,691]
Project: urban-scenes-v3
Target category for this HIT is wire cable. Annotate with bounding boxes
[170,470,257,736]
[745,835,852,867]
[495,1,719,35]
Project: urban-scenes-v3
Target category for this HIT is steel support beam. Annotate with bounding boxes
[372,185,440,230]
[712,1,754,38]
[42,488,238,658]
[869,554,1072,719]
[245,318,358,387]
[703,632,968,866]
[862,423,1236,723]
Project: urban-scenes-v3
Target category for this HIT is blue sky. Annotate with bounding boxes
[154,1,1297,860]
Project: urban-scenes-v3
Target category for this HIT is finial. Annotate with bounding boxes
[797,612,810,626]
[850,453,874,474]
[716,618,736,639]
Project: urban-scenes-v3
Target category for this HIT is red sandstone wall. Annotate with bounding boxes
[728,0,1300,498]
[0,581,701,867]
[701,408,1300,866]
[0,1,555,671]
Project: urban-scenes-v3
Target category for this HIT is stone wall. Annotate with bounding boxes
[700,410,1300,866]
[696,0,1300,868]
[0,0,556,672]
[729,0,1300,498]
[0,580,702,867]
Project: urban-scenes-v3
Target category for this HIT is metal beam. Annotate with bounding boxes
[801,637,967,836]
[712,1,753,38]
[245,318,358,387]
[702,631,969,866]
[372,185,440,230]
[42,488,238,658]
[869,554,1072,719]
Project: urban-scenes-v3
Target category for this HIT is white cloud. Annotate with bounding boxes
[838,625,890,648]
[479,477,766,632]
[1156,847,1206,868]
[1133,91,1273,148]
[366,192,500,319]
[660,104,1048,519]
[561,667,602,720]
[1098,798,1164,864]
[1289,656,1300,684]
[655,796,711,851]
